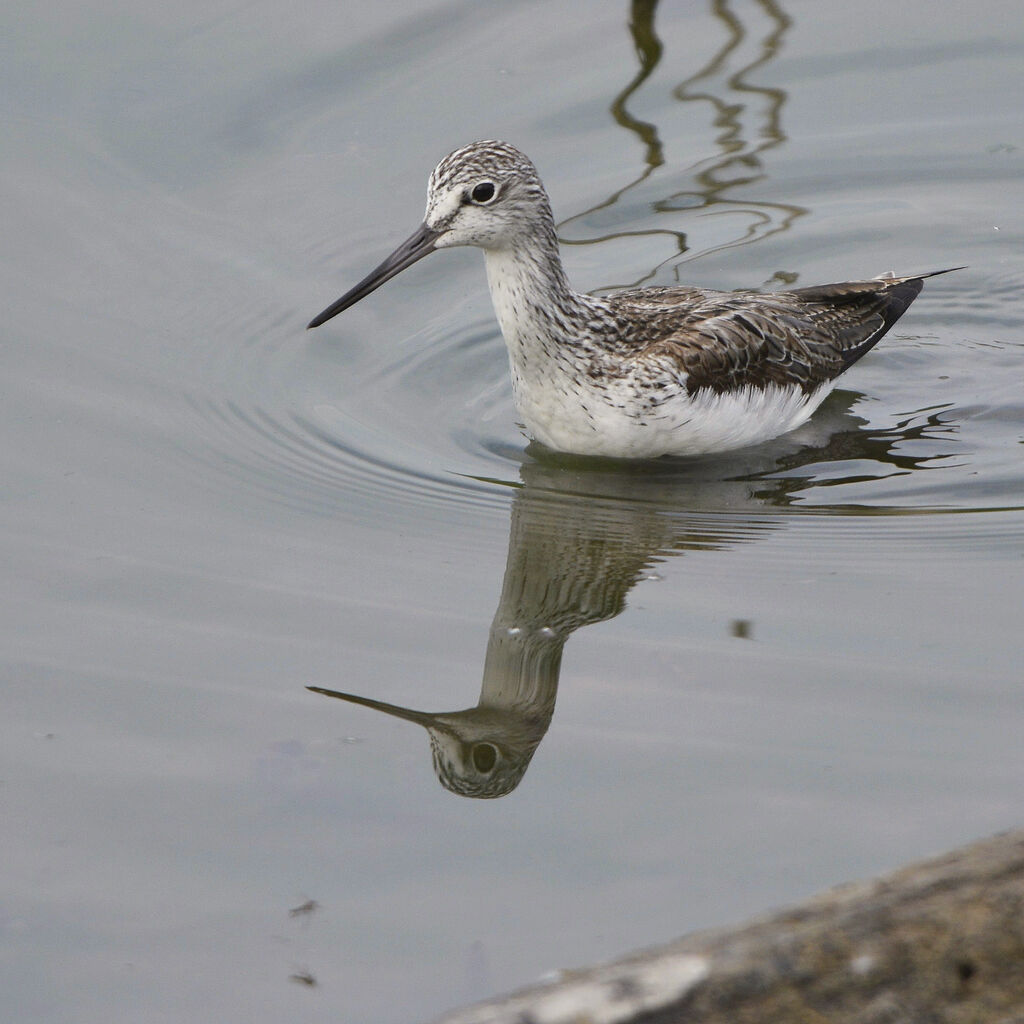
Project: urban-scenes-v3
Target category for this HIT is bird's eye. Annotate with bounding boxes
[470,181,496,204]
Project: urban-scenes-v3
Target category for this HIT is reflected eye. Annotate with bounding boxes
[470,181,496,204]
[471,743,498,773]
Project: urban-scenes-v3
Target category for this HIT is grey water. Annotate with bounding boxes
[2,1,1022,1022]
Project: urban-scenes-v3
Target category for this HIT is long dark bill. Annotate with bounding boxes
[306,685,441,728]
[307,221,440,329]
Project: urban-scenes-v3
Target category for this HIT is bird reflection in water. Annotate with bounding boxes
[309,398,956,798]
[308,0,959,796]
[310,450,704,797]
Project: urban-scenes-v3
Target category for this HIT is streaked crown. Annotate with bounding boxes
[423,140,555,250]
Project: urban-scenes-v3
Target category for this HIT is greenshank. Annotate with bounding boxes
[308,141,959,458]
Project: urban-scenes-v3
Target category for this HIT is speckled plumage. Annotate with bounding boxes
[309,141,959,458]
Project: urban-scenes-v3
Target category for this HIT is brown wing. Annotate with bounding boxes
[611,271,957,395]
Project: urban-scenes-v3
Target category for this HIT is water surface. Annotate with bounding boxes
[2,1,1023,1022]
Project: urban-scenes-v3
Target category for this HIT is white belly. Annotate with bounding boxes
[512,372,833,458]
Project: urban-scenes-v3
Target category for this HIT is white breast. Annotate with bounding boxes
[518,376,833,458]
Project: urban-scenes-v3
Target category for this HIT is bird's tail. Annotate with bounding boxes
[873,266,966,284]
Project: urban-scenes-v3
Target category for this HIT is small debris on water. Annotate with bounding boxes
[730,619,753,639]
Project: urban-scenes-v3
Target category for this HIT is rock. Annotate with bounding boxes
[435,829,1024,1024]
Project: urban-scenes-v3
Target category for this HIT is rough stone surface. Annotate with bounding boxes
[434,830,1024,1024]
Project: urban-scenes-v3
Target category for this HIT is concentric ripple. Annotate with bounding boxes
[175,303,526,529]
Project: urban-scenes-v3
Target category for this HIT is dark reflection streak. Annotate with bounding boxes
[561,0,804,292]
[664,0,803,277]
[563,227,688,247]
[738,408,962,506]
[559,0,671,243]
[610,0,665,170]
[678,0,746,89]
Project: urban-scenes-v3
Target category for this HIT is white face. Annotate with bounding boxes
[306,142,550,330]
[424,174,532,251]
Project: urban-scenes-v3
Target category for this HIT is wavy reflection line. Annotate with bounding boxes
[666,0,804,273]
[561,0,805,289]
[558,0,677,258]
[613,0,665,170]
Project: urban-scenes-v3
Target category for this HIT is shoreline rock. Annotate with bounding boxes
[435,829,1024,1024]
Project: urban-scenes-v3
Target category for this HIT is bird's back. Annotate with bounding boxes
[605,270,955,396]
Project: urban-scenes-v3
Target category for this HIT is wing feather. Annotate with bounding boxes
[605,269,960,395]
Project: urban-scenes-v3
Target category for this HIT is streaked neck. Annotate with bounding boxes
[482,222,589,349]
